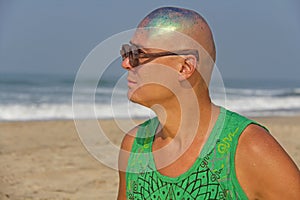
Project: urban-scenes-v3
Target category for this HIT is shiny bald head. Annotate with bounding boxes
[137,7,216,62]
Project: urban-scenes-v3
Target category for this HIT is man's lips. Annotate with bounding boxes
[127,78,137,87]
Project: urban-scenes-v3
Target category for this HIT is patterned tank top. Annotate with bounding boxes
[126,107,265,199]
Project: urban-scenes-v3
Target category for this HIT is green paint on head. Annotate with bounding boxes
[135,6,216,63]
[145,16,181,31]
[138,7,202,37]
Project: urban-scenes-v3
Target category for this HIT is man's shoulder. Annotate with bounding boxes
[238,123,272,154]
[237,123,296,171]
[236,124,300,199]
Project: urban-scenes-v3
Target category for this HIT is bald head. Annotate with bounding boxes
[137,7,216,62]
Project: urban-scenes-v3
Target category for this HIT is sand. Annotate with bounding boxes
[0,116,299,200]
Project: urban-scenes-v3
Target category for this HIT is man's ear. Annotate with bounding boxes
[178,55,197,81]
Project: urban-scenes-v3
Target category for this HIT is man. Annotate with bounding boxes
[117,7,300,200]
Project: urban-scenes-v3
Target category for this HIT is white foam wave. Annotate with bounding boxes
[0,104,74,121]
[224,96,300,116]
[1,88,300,121]
[0,102,154,121]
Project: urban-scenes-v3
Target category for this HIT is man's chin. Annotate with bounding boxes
[127,91,139,104]
[127,92,149,107]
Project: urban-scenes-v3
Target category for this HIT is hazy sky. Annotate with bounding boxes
[0,0,299,81]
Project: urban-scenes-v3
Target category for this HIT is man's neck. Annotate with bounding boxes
[150,88,220,170]
[152,89,216,147]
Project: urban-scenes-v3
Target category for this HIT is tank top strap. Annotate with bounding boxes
[126,117,159,174]
[126,117,160,199]
[207,109,268,199]
[131,117,159,153]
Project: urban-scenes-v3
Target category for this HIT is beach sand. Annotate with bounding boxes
[0,116,299,200]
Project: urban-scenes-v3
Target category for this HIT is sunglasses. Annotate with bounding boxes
[120,44,199,67]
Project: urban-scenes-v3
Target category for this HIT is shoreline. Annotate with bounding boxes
[1,112,300,122]
[0,116,299,199]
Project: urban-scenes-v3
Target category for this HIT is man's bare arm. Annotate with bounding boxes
[236,124,300,199]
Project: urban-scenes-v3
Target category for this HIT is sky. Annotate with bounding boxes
[0,0,299,81]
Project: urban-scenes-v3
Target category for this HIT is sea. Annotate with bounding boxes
[1,72,300,121]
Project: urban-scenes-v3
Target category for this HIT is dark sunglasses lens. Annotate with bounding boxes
[130,46,140,67]
[120,44,140,67]
[121,45,129,60]
[129,52,139,67]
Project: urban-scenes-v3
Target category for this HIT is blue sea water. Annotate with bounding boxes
[0,72,300,121]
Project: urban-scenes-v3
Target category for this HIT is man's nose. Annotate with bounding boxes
[122,57,134,70]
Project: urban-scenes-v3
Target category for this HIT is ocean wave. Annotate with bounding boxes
[1,74,300,121]
[1,94,300,121]
[0,102,154,121]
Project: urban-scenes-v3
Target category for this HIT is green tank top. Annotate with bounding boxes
[126,107,265,199]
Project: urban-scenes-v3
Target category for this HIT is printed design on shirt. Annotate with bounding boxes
[127,115,249,199]
[217,127,239,154]
[128,149,228,200]
[128,168,225,199]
